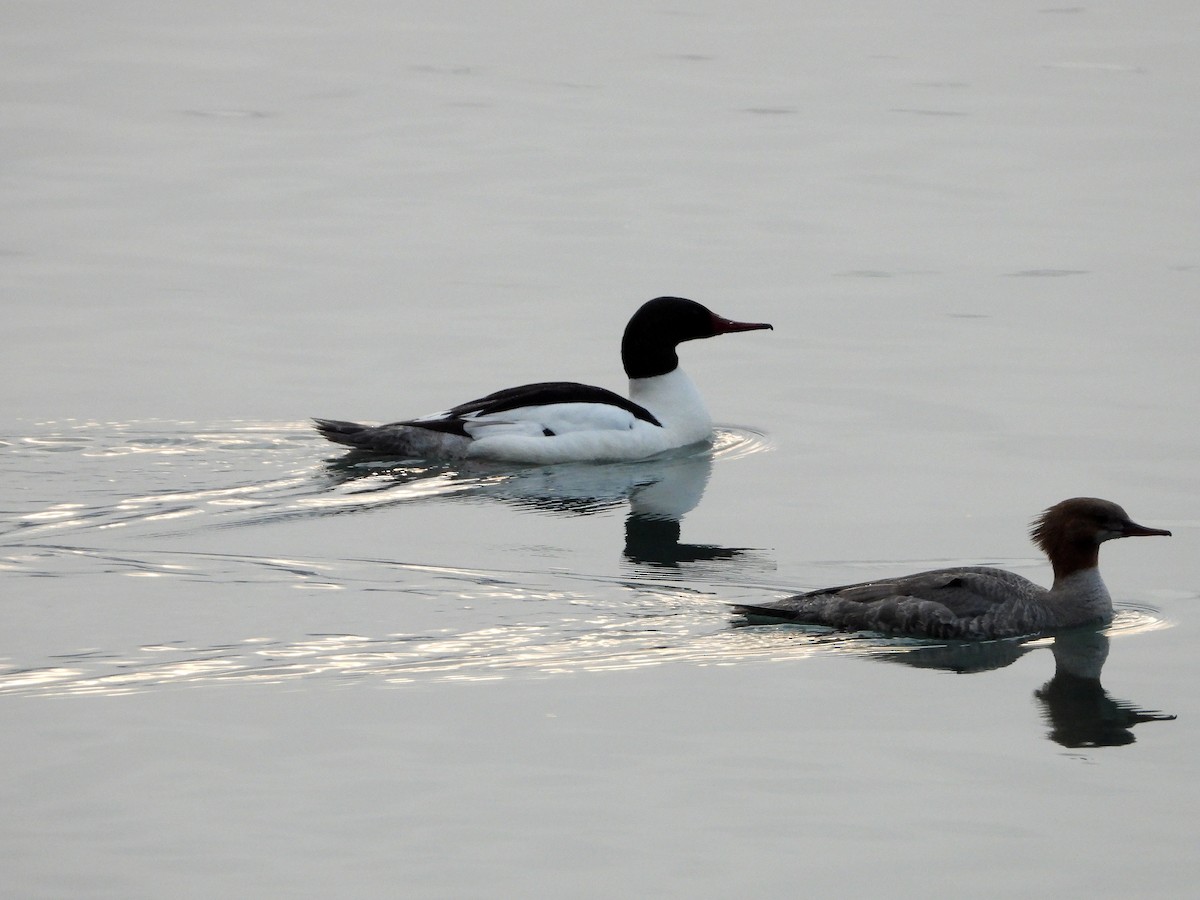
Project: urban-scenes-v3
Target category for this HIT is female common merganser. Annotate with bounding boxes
[737,498,1171,640]
[314,296,772,463]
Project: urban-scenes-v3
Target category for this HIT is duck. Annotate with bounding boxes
[736,498,1171,640]
[313,296,772,464]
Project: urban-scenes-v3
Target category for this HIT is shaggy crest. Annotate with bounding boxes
[1030,497,1130,554]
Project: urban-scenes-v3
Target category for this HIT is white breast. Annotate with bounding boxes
[629,369,713,446]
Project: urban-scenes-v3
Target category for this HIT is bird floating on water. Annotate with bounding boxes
[314,296,772,464]
[736,498,1171,640]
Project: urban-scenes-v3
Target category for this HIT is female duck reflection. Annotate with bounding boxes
[322,439,767,571]
[882,629,1176,748]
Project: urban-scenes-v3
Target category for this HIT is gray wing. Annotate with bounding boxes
[739,566,1048,638]
[816,567,1040,617]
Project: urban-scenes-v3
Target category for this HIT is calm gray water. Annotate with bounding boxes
[4,2,1200,897]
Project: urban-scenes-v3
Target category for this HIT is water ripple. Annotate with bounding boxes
[0,609,827,697]
[0,581,1176,697]
[2,421,773,542]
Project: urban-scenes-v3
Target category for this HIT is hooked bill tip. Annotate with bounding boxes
[712,315,773,334]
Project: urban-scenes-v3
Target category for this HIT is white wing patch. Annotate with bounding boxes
[460,402,640,439]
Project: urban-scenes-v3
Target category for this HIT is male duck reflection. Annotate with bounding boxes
[314,296,772,463]
[738,498,1171,640]
[322,442,766,572]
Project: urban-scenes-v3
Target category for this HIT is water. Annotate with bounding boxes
[4,2,1200,896]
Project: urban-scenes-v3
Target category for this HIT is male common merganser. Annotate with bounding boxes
[737,498,1171,640]
[313,296,772,463]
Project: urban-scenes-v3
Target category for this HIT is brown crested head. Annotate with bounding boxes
[1030,497,1171,580]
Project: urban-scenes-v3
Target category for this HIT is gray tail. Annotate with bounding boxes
[312,417,369,447]
[730,602,796,622]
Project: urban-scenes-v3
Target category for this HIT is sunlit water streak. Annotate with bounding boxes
[0,621,833,697]
[0,590,1173,698]
[4,420,772,537]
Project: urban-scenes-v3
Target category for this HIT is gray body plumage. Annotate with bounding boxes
[738,498,1171,641]
[739,566,1111,640]
[313,418,472,459]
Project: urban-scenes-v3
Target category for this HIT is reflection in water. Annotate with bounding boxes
[623,515,748,568]
[323,430,768,573]
[5,423,771,576]
[865,626,1176,748]
[620,452,754,569]
[1034,630,1176,748]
